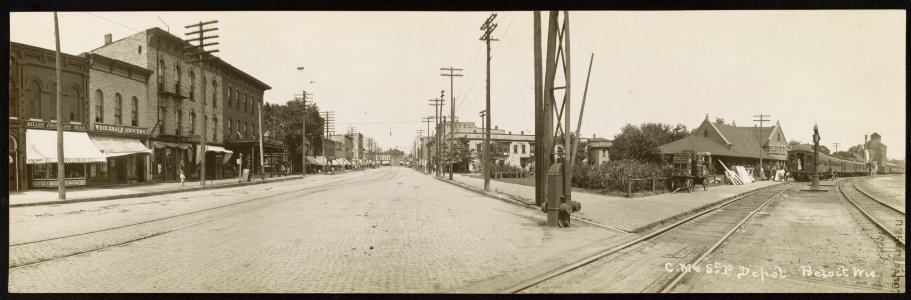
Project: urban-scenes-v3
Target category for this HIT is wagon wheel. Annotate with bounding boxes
[687,178,693,193]
[703,178,708,191]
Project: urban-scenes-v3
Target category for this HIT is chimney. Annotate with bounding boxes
[508,131,511,134]
[495,126,498,130]
[520,131,524,135]
[864,134,868,150]
[104,33,112,45]
[593,133,596,138]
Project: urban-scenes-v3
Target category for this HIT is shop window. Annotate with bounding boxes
[95,90,104,123]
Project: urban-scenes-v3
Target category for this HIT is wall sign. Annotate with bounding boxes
[25,120,88,131]
[93,124,148,137]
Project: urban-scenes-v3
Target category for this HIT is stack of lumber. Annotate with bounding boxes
[718,159,744,185]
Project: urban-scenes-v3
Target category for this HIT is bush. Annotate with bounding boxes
[490,162,529,178]
[571,159,672,193]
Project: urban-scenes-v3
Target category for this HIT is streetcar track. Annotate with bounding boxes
[9,170,397,269]
[837,179,905,247]
[504,182,791,293]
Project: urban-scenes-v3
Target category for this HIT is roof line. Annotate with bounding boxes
[706,119,732,145]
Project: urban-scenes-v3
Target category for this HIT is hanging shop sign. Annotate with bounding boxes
[25,120,88,131]
[92,124,148,137]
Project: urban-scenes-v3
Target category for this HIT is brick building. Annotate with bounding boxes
[89,28,279,182]
[83,52,154,185]
[9,42,106,191]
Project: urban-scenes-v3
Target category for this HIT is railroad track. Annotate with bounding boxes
[9,169,397,269]
[506,183,792,293]
[837,179,905,247]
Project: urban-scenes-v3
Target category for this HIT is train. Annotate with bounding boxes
[787,144,871,181]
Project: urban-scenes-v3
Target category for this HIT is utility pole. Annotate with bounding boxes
[323,111,334,157]
[257,99,265,180]
[753,113,770,180]
[184,20,219,186]
[479,110,486,176]
[441,67,463,180]
[296,67,311,178]
[833,142,841,154]
[480,12,498,191]
[54,12,65,200]
[429,97,444,177]
[422,116,433,174]
[533,11,543,206]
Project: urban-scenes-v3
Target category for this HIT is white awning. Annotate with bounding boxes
[205,145,233,153]
[90,136,153,158]
[26,129,107,164]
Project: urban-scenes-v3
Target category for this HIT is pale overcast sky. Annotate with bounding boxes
[9,10,906,158]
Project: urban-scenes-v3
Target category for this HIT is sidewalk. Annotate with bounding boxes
[447,174,785,233]
[8,174,312,207]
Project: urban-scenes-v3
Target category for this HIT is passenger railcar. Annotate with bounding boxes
[787,144,869,181]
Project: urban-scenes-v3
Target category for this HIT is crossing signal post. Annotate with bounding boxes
[184,20,219,186]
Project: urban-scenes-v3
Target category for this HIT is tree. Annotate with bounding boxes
[714,117,727,126]
[555,132,587,164]
[846,144,865,155]
[788,139,802,147]
[832,151,855,159]
[818,145,831,155]
[263,99,324,172]
[611,123,662,163]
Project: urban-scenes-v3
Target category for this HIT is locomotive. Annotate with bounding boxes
[787,144,870,181]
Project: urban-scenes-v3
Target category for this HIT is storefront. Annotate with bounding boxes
[88,124,154,185]
[152,142,193,182]
[200,144,234,180]
[24,123,107,188]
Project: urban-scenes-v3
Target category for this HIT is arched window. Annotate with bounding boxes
[202,76,208,106]
[94,90,104,123]
[114,93,123,125]
[243,93,248,112]
[9,58,19,118]
[176,109,183,135]
[157,59,166,90]
[159,106,167,133]
[28,80,42,120]
[175,63,182,85]
[69,87,81,122]
[244,122,248,139]
[213,116,218,141]
[189,70,196,101]
[189,110,196,134]
[228,86,233,107]
[131,97,139,126]
[228,117,233,137]
[235,120,240,138]
[212,79,218,105]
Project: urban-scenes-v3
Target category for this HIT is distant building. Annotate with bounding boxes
[427,121,534,172]
[586,136,612,166]
[865,132,887,168]
[659,115,789,173]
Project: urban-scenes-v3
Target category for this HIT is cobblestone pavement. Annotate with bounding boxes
[8,167,624,293]
[671,189,905,293]
[858,175,905,210]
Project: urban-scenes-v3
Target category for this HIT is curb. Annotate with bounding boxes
[9,176,304,208]
[627,181,789,233]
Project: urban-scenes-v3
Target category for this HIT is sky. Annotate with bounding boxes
[9,10,906,158]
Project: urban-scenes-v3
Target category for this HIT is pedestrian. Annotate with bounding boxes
[179,170,186,186]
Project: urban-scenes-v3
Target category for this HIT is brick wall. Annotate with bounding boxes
[87,67,149,128]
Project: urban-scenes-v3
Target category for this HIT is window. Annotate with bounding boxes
[69,87,80,122]
[212,80,218,105]
[189,70,196,101]
[176,109,182,135]
[203,115,208,139]
[228,118,233,137]
[704,129,708,137]
[138,46,142,54]
[114,93,123,125]
[213,117,218,141]
[778,132,782,142]
[131,97,138,126]
[190,111,196,135]
[160,106,167,133]
[235,120,240,138]
[203,76,210,107]
[513,145,518,154]
[28,81,41,119]
[94,90,104,123]
[175,64,182,85]
[243,93,248,112]
[157,60,165,89]
[521,144,526,154]
[228,87,233,107]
